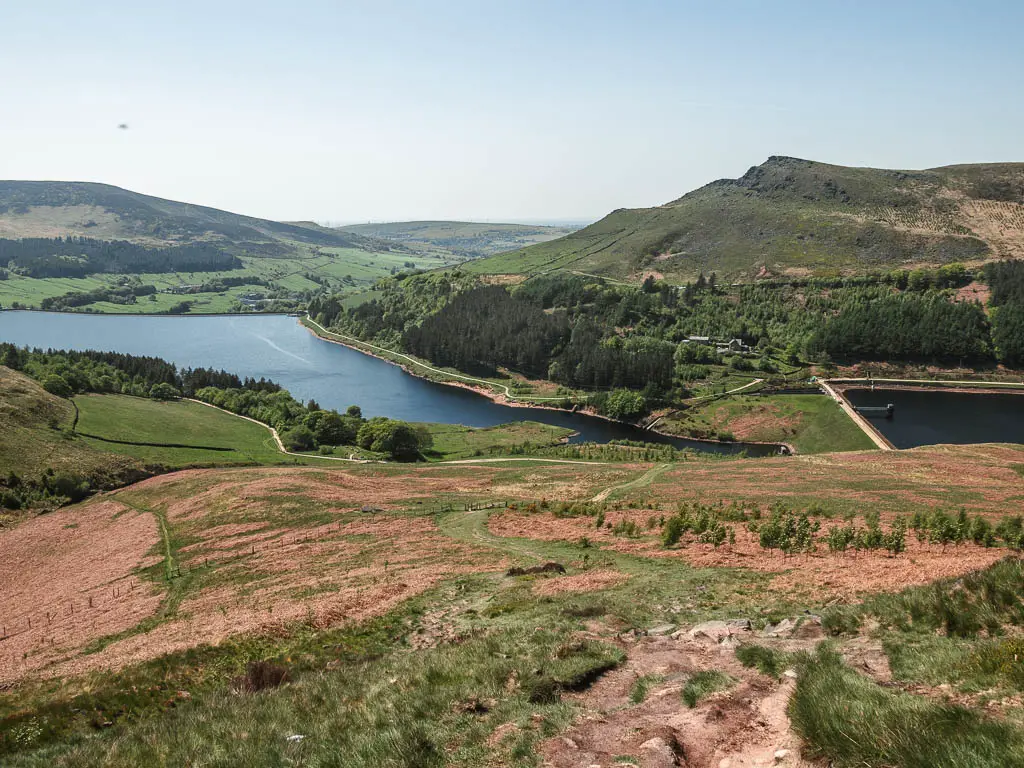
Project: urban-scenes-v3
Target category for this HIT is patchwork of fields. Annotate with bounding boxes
[0,247,454,313]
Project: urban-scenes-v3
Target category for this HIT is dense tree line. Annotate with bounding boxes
[552,320,674,392]
[0,343,285,399]
[985,261,1024,306]
[513,272,606,309]
[306,261,1023,422]
[308,270,473,346]
[0,237,241,277]
[808,292,991,361]
[402,285,567,377]
[40,284,156,311]
[985,261,1024,365]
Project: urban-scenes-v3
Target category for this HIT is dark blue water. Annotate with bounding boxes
[0,311,778,456]
[844,387,1024,448]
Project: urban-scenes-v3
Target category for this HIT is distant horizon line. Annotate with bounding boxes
[317,217,597,228]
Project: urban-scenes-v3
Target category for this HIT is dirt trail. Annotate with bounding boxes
[592,463,671,502]
[683,377,765,405]
[435,502,823,766]
[438,508,549,563]
[187,399,373,463]
[542,630,822,768]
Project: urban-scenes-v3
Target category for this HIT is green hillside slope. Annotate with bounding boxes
[467,156,1024,283]
[0,181,377,252]
[0,366,145,512]
[0,182,454,312]
[336,220,581,259]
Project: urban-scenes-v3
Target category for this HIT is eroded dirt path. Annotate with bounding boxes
[542,629,822,768]
[433,500,823,767]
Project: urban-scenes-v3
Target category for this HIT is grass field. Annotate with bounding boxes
[421,421,573,460]
[0,182,470,313]
[660,393,876,453]
[73,395,305,467]
[75,395,577,466]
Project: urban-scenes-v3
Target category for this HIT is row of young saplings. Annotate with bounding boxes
[516,498,1023,557]
[470,441,695,463]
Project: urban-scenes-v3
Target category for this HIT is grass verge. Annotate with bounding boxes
[790,645,1024,768]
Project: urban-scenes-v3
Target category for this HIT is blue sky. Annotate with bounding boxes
[1,1,1022,222]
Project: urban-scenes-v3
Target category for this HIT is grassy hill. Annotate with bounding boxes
[74,394,572,465]
[467,156,1024,283]
[0,368,144,499]
[0,182,457,312]
[0,181,380,252]
[335,220,582,260]
[73,394,309,467]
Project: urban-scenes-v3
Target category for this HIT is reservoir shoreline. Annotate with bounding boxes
[299,316,788,454]
[0,310,778,456]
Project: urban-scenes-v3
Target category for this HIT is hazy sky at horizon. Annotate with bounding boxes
[2,1,1023,223]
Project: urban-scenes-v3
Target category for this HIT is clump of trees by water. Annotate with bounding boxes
[808,291,990,361]
[0,237,241,278]
[0,343,273,399]
[402,285,566,378]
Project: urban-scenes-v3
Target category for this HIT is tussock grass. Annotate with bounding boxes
[735,644,787,678]
[2,618,622,766]
[885,633,1024,695]
[823,557,1024,638]
[790,645,1024,768]
[681,670,733,708]
[629,674,662,704]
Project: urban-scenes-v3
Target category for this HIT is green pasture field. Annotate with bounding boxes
[73,394,336,468]
[660,393,876,454]
[422,421,574,460]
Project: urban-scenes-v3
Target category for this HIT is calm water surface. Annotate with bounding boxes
[0,311,778,456]
[844,387,1024,448]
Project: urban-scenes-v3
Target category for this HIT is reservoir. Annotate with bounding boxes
[844,387,1024,449]
[0,311,778,456]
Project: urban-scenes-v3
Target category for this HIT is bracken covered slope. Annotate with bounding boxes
[467,156,1024,282]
